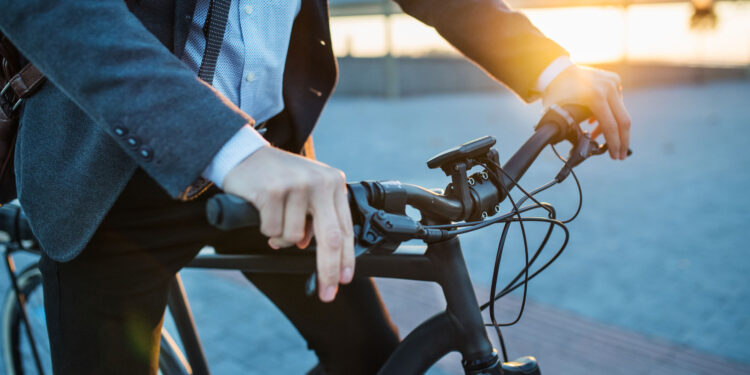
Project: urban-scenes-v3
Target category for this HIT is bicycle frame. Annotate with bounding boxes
[169,235,503,375]
[2,237,500,375]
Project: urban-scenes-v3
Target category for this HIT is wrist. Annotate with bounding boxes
[541,64,582,108]
[531,56,574,101]
[222,145,273,190]
[202,125,269,189]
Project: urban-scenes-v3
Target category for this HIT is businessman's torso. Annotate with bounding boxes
[17,0,337,261]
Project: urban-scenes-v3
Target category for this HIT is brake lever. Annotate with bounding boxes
[592,143,633,157]
[305,183,428,297]
[555,124,593,182]
[555,135,633,183]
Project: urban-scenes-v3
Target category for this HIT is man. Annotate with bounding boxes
[0,0,630,374]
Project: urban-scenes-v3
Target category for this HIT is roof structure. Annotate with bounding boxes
[328,0,687,16]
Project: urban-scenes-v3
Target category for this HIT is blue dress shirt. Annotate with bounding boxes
[183,0,570,189]
[182,0,301,188]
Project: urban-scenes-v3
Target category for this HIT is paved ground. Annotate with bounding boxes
[314,80,750,366]
[375,279,750,375]
[1,80,749,373]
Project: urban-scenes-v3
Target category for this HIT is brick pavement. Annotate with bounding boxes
[314,81,750,365]
[376,278,750,374]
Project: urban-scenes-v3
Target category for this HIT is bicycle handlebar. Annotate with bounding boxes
[206,194,260,231]
[206,104,599,237]
[204,182,462,238]
[496,121,559,200]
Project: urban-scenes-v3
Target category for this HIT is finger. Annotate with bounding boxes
[334,184,355,284]
[608,90,632,160]
[591,125,602,140]
[259,191,284,243]
[591,102,620,159]
[311,188,343,302]
[296,217,314,249]
[270,189,307,249]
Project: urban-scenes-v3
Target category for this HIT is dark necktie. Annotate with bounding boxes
[181,0,231,200]
[197,0,231,84]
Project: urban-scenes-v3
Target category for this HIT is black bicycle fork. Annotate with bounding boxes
[377,237,503,375]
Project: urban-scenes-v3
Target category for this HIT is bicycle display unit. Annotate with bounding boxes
[1,104,623,374]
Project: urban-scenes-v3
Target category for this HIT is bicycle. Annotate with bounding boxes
[1,104,622,374]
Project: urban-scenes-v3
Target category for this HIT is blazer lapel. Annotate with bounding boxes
[173,0,198,58]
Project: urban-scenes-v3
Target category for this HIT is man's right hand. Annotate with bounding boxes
[222,146,355,303]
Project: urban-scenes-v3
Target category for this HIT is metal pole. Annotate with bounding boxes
[382,0,399,98]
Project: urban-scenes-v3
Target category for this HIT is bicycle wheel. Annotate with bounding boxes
[2,264,190,375]
[2,264,51,375]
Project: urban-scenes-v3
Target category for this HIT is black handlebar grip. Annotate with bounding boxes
[535,104,593,143]
[206,194,261,231]
[561,104,593,124]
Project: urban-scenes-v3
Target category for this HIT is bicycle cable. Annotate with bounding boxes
[470,144,582,362]
[550,144,584,224]
[489,145,584,298]
[400,143,585,362]
[483,159,535,361]
[481,146,583,306]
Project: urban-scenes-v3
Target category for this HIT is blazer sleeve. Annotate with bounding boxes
[395,0,569,101]
[0,0,254,198]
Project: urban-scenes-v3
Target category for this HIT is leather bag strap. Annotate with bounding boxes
[8,63,46,99]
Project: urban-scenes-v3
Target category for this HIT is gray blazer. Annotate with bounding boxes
[0,0,566,262]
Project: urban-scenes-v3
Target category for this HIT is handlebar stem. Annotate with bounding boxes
[495,122,559,202]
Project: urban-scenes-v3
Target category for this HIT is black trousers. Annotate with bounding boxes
[40,169,400,374]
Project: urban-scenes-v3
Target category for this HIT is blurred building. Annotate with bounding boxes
[329,0,750,97]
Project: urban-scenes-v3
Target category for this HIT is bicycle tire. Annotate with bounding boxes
[2,263,50,375]
[377,312,457,375]
[378,311,540,375]
[2,263,190,375]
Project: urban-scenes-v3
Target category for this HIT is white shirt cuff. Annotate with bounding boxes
[534,56,574,94]
[202,125,269,189]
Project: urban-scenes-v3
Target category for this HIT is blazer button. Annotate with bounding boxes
[308,87,323,97]
[114,126,127,137]
[139,146,153,161]
[126,137,139,149]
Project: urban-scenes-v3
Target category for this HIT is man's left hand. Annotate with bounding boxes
[542,65,632,160]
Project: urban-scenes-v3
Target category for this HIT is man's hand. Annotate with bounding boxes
[542,65,632,160]
[222,146,355,303]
